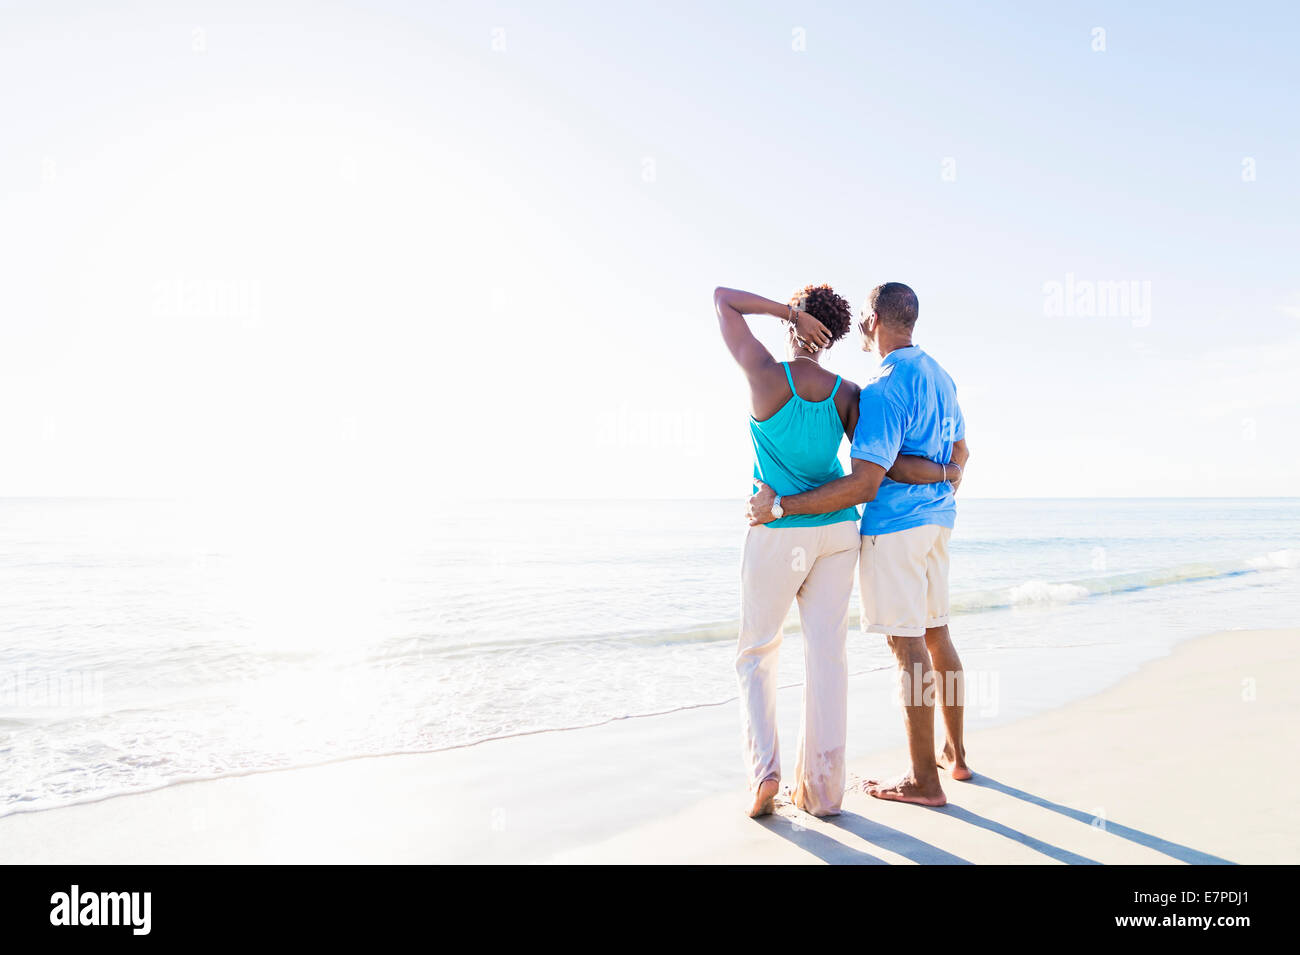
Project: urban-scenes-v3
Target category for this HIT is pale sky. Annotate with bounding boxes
[2,1,1297,502]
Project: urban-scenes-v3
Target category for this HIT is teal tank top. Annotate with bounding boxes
[749,363,861,528]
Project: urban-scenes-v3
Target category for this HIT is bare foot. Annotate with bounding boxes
[748,778,779,817]
[937,746,973,781]
[862,773,947,807]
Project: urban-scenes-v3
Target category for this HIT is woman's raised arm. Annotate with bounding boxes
[713,287,830,379]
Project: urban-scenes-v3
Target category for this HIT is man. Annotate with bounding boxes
[747,282,970,807]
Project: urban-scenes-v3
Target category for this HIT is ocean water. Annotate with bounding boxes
[1,497,1297,817]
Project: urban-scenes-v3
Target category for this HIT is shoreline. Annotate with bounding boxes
[1,627,1295,863]
[564,627,1298,864]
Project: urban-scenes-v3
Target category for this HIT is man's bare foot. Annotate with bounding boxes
[862,773,947,807]
[748,778,779,817]
[937,746,973,781]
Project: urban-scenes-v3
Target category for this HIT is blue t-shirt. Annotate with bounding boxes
[850,346,964,535]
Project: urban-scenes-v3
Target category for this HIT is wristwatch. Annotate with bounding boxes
[770,496,784,520]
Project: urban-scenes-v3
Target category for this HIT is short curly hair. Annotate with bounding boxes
[790,283,853,344]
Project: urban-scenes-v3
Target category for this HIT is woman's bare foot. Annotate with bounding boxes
[936,745,973,781]
[862,773,947,807]
[748,778,779,817]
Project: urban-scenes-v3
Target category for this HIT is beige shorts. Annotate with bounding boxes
[859,524,952,637]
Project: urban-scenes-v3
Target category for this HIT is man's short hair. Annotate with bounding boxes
[869,282,919,331]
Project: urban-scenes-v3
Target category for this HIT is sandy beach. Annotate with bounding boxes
[1,628,1294,865]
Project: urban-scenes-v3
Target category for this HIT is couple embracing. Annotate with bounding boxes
[714,281,971,818]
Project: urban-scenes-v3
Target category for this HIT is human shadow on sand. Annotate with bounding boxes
[934,803,1100,864]
[758,808,972,865]
[968,775,1236,865]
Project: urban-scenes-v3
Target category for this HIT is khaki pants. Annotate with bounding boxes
[735,520,859,816]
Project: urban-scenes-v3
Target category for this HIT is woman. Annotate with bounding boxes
[713,284,948,817]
